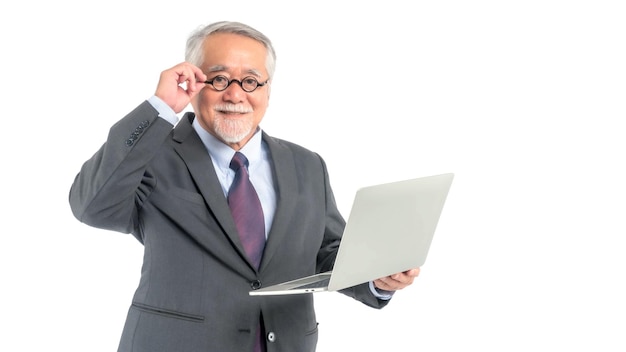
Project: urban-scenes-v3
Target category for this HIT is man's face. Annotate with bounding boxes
[191,32,270,150]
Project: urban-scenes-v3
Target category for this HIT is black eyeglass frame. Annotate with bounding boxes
[204,75,269,93]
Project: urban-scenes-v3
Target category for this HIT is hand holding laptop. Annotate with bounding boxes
[374,268,421,292]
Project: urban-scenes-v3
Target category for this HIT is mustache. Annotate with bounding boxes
[214,104,253,114]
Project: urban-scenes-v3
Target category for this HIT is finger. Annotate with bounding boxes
[390,268,419,280]
[405,268,421,278]
[388,272,415,288]
[185,64,208,93]
[168,63,194,84]
[187,76,207,94]
[378,274,406,290]
[374,278,395,291]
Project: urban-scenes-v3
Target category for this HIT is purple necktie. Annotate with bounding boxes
[228,152,267,352]
[228,152,266,270]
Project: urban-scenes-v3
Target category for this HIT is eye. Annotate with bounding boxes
[242,77,258,85]
[212,75,228,84]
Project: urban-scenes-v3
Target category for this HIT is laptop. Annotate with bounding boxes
[249,173,454,296]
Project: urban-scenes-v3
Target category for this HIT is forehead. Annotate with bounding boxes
[201,33,268,77]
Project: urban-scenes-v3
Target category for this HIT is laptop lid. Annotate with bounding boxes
[327,172,454,291]
[249,173,454,295]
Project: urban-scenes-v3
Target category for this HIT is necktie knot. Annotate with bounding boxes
[230,152,249,172]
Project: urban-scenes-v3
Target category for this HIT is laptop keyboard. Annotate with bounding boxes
[294,277,331,290]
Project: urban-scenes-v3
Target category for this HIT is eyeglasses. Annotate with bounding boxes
[204,75,269,93]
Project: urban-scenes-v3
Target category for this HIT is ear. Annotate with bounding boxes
[190,94,200,113]
[263,83,271,108]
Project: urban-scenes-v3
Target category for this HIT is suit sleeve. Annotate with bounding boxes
[68,101,173,237]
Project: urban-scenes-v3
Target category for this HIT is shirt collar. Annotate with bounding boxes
[192,117,263,171]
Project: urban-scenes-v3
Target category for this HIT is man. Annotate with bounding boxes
[69,21,420,352]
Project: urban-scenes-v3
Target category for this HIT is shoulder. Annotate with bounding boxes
[262,132,324,162]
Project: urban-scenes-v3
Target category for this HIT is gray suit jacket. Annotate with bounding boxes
[69,101,390,352]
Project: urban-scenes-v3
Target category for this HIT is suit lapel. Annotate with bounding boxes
[170,117,301,273]
[258,133,299,271]
[171,114,252,270]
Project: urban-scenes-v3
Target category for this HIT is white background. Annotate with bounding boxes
[1,1,625,351]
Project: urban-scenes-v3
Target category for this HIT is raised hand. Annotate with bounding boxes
[154,62,207,113]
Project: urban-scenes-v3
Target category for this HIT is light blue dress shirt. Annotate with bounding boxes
[191,118,276,238]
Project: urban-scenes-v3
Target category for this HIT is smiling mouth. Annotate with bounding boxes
[220,110,248,114]
[214,104,253,115]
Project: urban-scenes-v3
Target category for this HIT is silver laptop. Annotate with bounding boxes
[249,173,454,296]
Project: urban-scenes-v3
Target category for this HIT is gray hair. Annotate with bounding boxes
[185,21,277,80]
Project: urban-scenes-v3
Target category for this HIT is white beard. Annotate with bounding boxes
[212,116,254,144]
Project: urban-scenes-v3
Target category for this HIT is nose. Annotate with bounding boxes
[222,80,247,102]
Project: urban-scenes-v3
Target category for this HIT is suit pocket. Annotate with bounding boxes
[169,187,206,205]
[131,302,205,323]
[305,322,319,336]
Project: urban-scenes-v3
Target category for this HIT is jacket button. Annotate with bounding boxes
[267,331,276,342]
[250,280,262,290]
